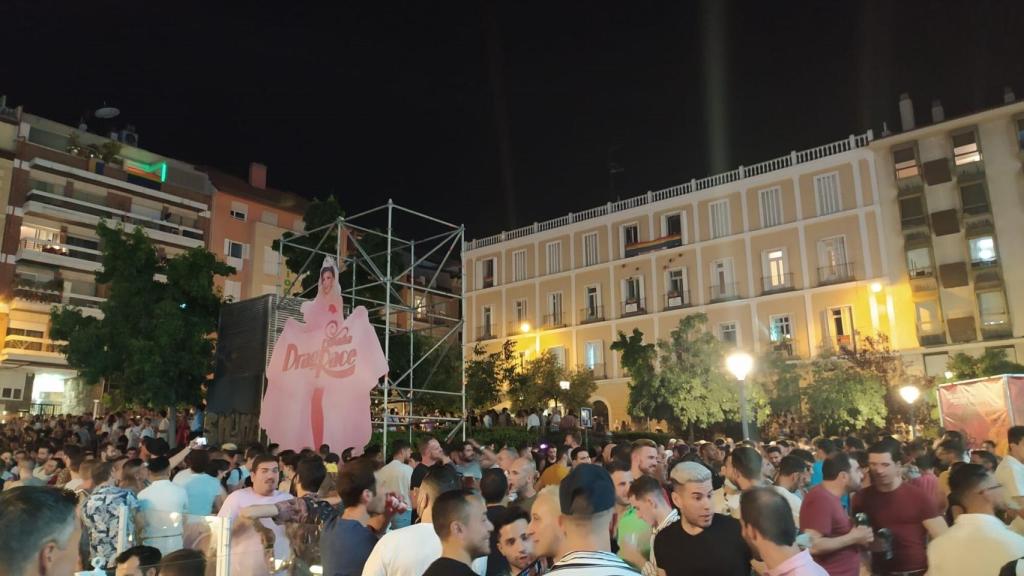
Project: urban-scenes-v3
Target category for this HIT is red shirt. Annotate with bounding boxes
[851,482,934,573]
[800,484,860,576]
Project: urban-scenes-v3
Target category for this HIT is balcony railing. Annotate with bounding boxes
[19,238,103,263]
[620,298,647,317]
[770,337,797,357]
[623,234,683,258]
[3,335,59,353]
[761,273,794,295]
[981,317,1013,340]
[817,262,855,286]
[577,363,608,379]
[709,283,739,303]
[917,324,947,347]
[475,325,496,341]
[664,291,691,310]
[579,306,605,324]
[542,313,567,330]
[26,188,203,241]
[971,257,998,269]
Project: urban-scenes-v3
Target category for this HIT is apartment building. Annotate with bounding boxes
[205,164,306,302]
[463,132,890,425]
[871,97,1024,379]
[0,109,214,412]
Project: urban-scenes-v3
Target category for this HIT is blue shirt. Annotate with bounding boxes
[183,473,222,516]
[320,518,378,576]
[810,460,824,486]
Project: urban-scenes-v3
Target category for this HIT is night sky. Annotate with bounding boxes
[6,1,1024,240]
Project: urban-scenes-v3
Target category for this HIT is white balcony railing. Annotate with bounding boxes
[466,131,874,251]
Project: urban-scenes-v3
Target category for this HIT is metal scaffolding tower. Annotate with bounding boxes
[273,200,465,451]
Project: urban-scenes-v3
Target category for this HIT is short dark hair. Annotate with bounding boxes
[915,451,937,471]
[279,450,301,470]
[605,458,631,474]
[949,463,991,502]
[731,446,762,481]
[821,452,853,481]
[244,445,265,461]
[740,486,797,546]
[431,488,480,540]
[813,438,837,455]
[492,506,530,538]
[205,458,230,478]
[765,446,782,455]
[778,455,808,477]
[419,435,438,453]
[627,474,666,501]
[297,457,327,493]
[63,445,84,471]
[867,439,902,464]
[188,449,210,474]
[251,453,279,472]
[0,487,79,575]
[363,444,382,459]
[789,449,815,466]
[115,545,162,570]
[91,461,115,485]
[845,436,865,451]
[1009,426,1024,446]
[338,457,377,507]
[480,468,508,504]
[159,548,206,576]
[631,439,658,454]
[971,450,998,470]
[571,447,590,461]
[390,439,412,460]
[937,439,964,455]
[421,465,461,503]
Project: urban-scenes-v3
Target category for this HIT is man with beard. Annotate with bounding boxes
[800,452,873,576]
[509,457,539,513]
[422,489,494,576]
[218,454,293,562]
[927,463,1024,576]
[739,487,827,575]
[653,462,750,576]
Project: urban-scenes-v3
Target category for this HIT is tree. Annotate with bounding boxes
[464,340,520,410]
[754,350,803,417]
[803,354,888,434]
[386,332,463,413]
[948,348,1024,379]
[609,329,664,421]
[50,223,232,407]
[848,332,929,429]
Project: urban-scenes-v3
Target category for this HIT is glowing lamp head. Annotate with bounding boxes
[899,385,921,404]
[870,282,883,293]
[559,380,571,391]
[726,352,754,381]
[520,322,531,334]
[944,371,954,380]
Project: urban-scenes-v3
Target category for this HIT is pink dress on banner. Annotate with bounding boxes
[260,258,388,453]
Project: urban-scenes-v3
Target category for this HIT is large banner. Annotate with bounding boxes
[937,375,1024,451]
[260,257,388,453]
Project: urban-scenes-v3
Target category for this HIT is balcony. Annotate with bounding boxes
[623,234,683,259]
[973,267,1003,289]
[542,312,567,330]
[481,275,495,289]
[709,283,739,303]
[579,306,605,324]
[817,262,855,286]
[908,266,937,292]
[664,291,692,311]
[761,274,794,295]
[917,324,947,347]
[0,335,66,367]
[971,257,998,270]
[13,275,63,305]
[475,325,496,342]
[578,362,608,379]
[770,337,798,357]
[620,298,647,317]
[981,317,1013,340]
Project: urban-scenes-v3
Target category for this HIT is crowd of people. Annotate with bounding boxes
[5,408,1024,576]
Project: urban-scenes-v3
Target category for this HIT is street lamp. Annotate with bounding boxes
[726,352,754,441]
[943,370,954,381]
[556,380,570,413]
[520,322,531,334]
[900,385,921,439]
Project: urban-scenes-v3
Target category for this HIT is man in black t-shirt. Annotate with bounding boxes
[654,461,751,576]
[422,489,494,576]
[410,436,447,522]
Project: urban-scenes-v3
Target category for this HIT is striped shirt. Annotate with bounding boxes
[549,550,641,575]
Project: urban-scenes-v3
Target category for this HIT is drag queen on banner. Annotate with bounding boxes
[260,257,388,454]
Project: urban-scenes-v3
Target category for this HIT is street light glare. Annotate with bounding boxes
[559,380,571,390]
[870,282,882,293]
[520,322,531,334]
[726,352,754,381]
[899,385,921,404]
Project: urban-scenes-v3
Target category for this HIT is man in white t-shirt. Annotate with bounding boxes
[363,465,487,576]
[137,456,189,555]
[218,453,293,562]
[995,425,1024,535]
[377,440,414,529]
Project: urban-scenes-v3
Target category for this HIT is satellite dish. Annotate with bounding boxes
[95,106,120,119]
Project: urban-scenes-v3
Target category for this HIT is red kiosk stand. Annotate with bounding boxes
[937,374,1024,452]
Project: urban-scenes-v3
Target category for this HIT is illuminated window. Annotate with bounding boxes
[969,236,997,264]
[953,130,982,166]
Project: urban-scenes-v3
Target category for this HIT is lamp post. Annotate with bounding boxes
[726,352,754,441]
[900,385,921,439]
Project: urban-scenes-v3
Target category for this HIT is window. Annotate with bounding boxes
[513,250,528,282]
[817,236,849,283]
[583,233,599,267]
[979,291,1009,327]
[666,268,688,304]
[223,280,241,302]
[893,146,920,180]
[758,187,783,228]
[482,306,493,335]
[621,223,640,257]
[769,315,792,342]
[1,387,11,399]
[584,341,603,370]
[479,258,496,289]
[960,182,989,214]
[916,300,941,334]
[710,258,735,300]
[825,306,854,350]
[709,200,730,239]
[898,195,926,228]
[263,246,279,275]
[663,213,684,239]
[969,236,997,264]
[585,285,601,320]
[549,346,567,368]
[546,241,561,275]
[953,130,982,165]
[229,201,248,222]
[623,277,642,302]
[226,240,245,259]
[514,299,528,323]
[547,292,563,326]
[260,211,279,226]
[906,247,933,277]
[763,249,788,291]
[814,172,841,216]
[719,322,738,345]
